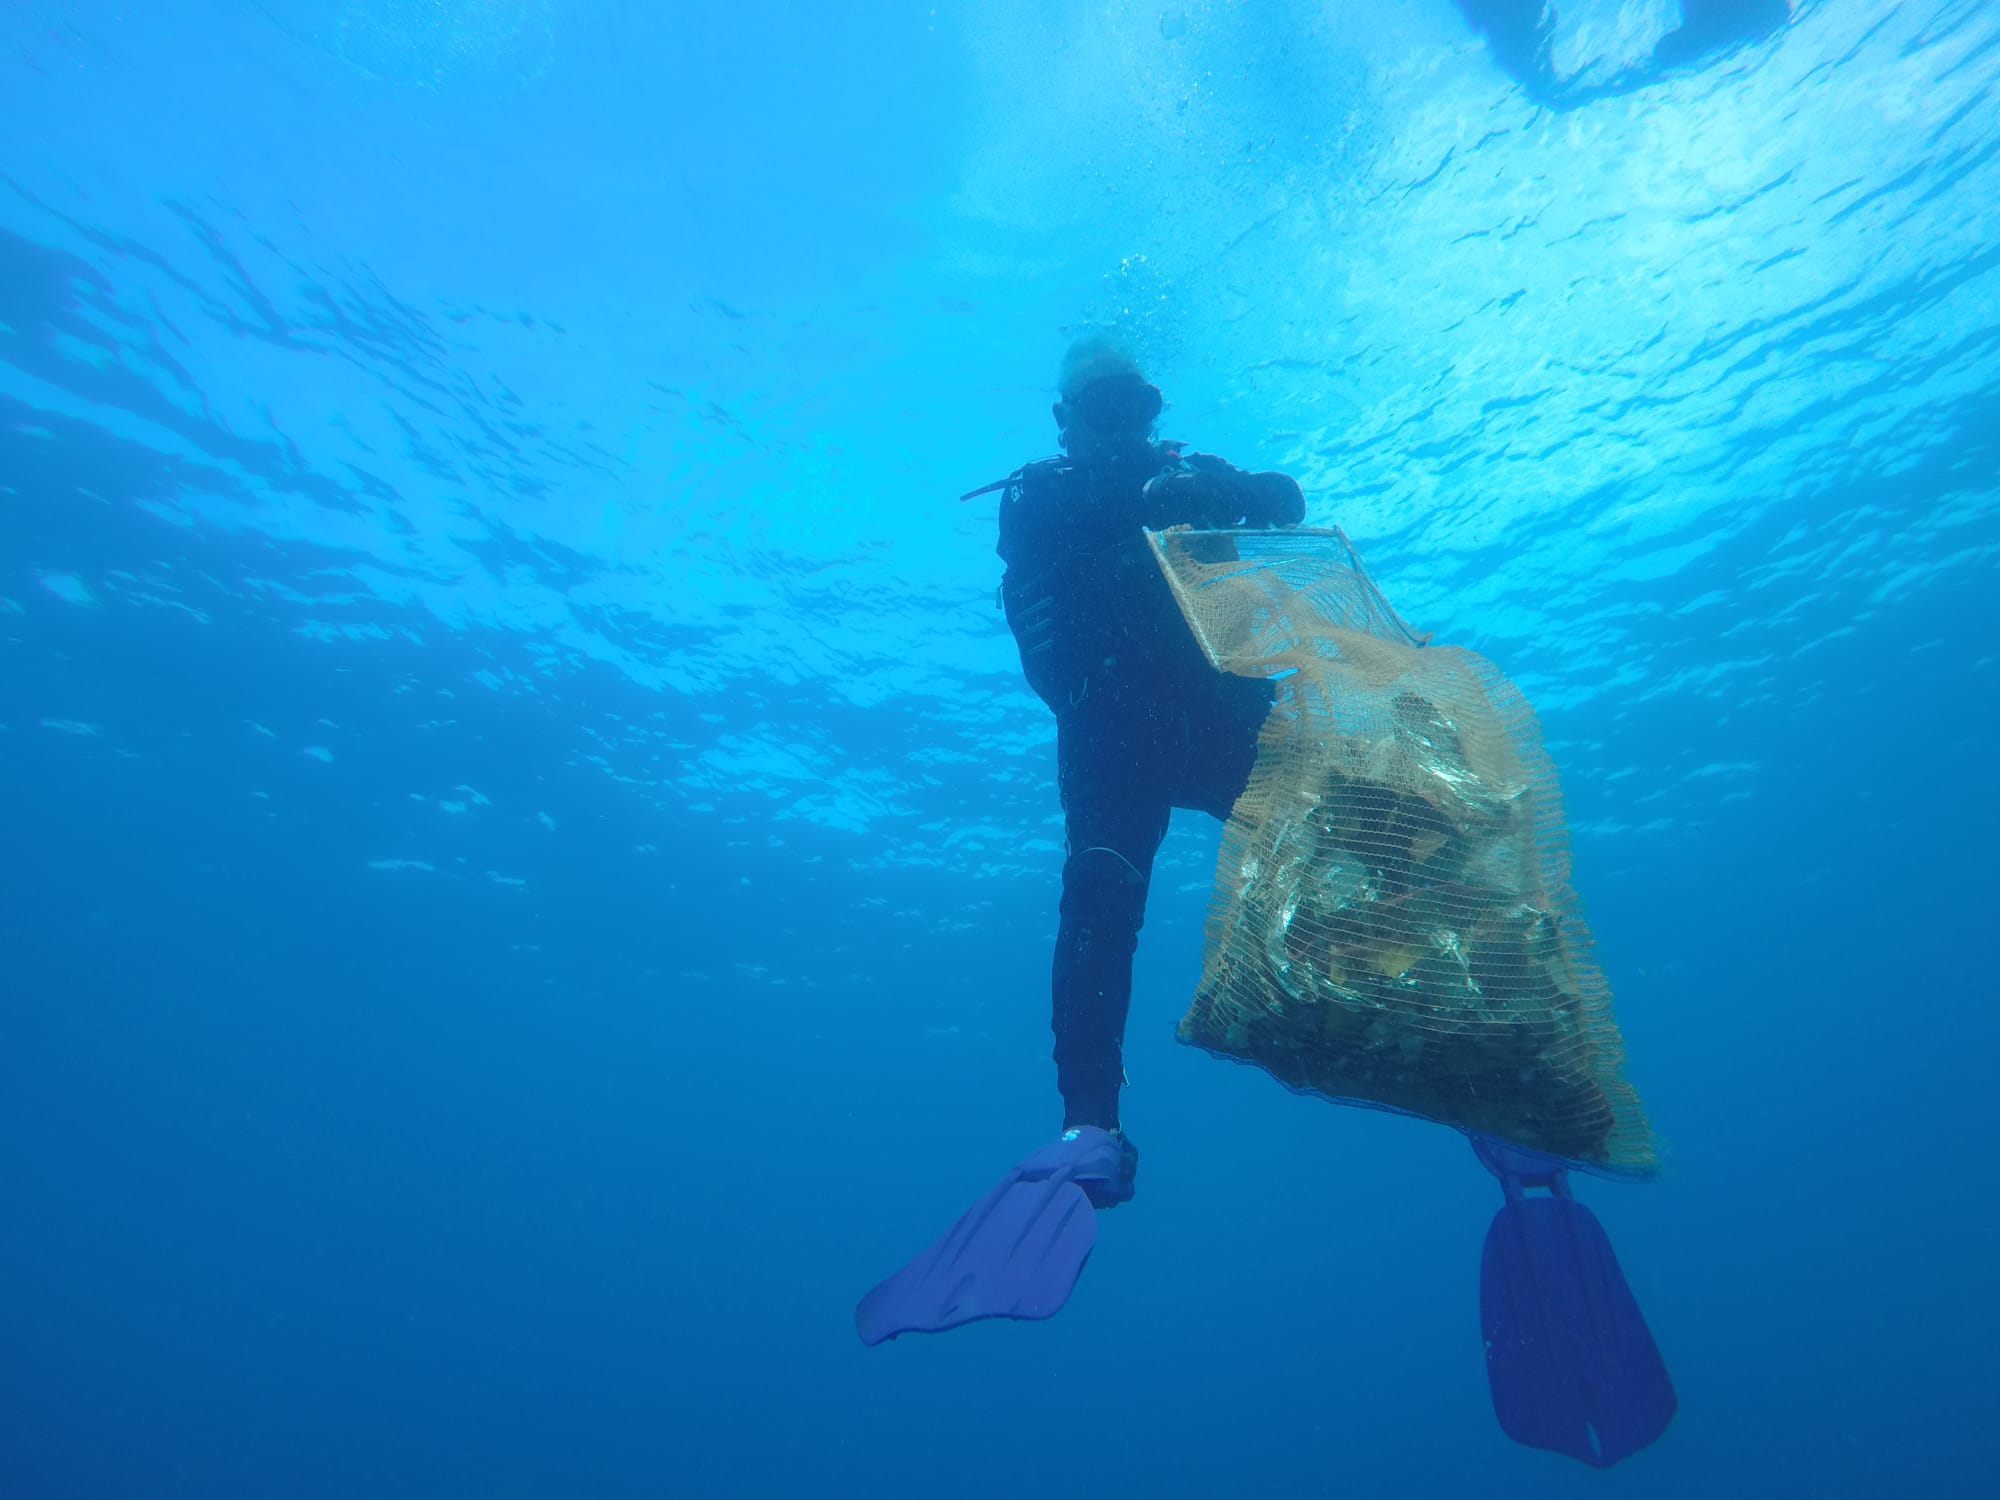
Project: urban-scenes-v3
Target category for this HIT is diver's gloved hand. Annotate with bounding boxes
[1145,461,1304,529]
[1237,469,1306,526]
[1142,468,1232,526]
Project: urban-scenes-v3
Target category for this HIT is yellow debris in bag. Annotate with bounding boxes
[1150,527,1656,1173]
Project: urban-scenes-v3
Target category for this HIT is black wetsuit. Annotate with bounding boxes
[996,443,1306,1129]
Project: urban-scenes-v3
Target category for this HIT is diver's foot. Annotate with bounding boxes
[1067,1125,1138,1208]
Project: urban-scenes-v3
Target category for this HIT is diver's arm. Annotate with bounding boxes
[996,463,1087,711]
[1151,452,1305,528]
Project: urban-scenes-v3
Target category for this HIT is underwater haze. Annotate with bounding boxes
[3,1,1997,1495]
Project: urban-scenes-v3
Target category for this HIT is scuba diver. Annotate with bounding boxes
[855,333,1303,1315]
[855,338,1676,1470]
[987,337,1305,1172]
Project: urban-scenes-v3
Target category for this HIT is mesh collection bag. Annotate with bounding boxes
[1150,528,1655,1173]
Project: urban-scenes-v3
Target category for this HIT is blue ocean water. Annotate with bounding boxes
[4,1,1997,1494]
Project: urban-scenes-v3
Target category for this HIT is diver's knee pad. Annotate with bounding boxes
[1058,843,1150,933]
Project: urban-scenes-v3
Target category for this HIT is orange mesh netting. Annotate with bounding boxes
[1150,527,1656,1173]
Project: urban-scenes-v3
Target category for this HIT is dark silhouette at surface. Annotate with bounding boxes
[1656,0,1792,67]
[1454,0,1792,108]
[1456,0,1560,100]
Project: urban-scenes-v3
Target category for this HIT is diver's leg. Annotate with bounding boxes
[1051,718,1169,1132]
[1179,674,1276,821]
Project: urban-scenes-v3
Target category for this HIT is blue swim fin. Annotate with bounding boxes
[855,1127,1126,1346]
[1471,1135,1676,1467]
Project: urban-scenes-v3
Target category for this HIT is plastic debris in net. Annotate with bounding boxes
[1150,527,1655,1174]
